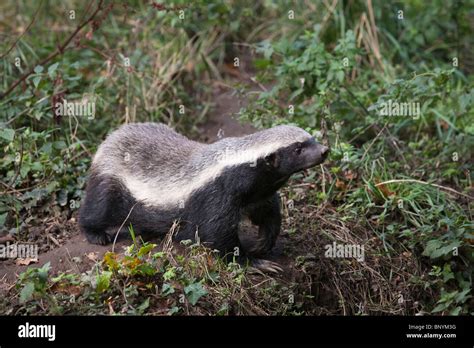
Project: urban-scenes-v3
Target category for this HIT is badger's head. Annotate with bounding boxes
[259,125,329,177]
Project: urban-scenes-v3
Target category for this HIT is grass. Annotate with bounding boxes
[4,228,294,315]
[0,0,473,315]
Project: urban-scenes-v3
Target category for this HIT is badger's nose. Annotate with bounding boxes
[320,145,330,159]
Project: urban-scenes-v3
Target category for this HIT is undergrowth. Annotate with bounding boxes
[0,1,472,315]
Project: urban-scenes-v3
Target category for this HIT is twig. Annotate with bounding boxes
[0,0,105,100]
[111,202,139,253]
[374,179,473,199]
[361,123,386,161]
[343,85,371,115]
[0,0,43,59]
[320,0,339,33]
[8,134,23,187]
[365,0,384,70]
[343,85,406,163]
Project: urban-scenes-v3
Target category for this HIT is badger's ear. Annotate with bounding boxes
[264,152,280,168]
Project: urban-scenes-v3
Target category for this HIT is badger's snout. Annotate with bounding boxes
[320,145,330,160]
[303,142,330,168]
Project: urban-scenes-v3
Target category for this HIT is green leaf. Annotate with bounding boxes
[422,239,459,259]
[449,306,462,315]
[216,303,229,315]
[257,40,273,59]
[32,76,42,88]
[431,302,448,313]
[48,63,59,77]
[136,263,156,276]
[168,306,180,315]
[33,65,44,74]
[96,271,112,293]
[152,252,165,259]
[253,58,271,70]
[442,263,455,282]
[53,141,67,150]
[162,283,175,296]
[0,213,7,227]
[0,128,15,142]
[137,243,156,257]
[128,224,136,243]
[39,142,52,155]
[464,124,474,135]
[163,267,176,281]
[57,189,68,207]
[137,298,150,313]
[289,88,304,101]
[30,161,43,172]
[454,288,471,303]
[336,70,345,83]
[184,282,208,305]
[20,282,35,303]
[20,165,30,178]
[37,262,51,283]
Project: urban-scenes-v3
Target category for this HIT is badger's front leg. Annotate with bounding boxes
[178,197,245,261]
[179,195,281,271]
[243,192,281,256]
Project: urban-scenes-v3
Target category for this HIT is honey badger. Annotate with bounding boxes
[78,122,329,262]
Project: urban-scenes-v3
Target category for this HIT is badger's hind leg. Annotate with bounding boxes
[78,173,133,245]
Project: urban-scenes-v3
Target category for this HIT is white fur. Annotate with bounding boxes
[93,124,311,208]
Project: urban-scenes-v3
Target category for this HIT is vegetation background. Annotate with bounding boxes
[0,0,472,315]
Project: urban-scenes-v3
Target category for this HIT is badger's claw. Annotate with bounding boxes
[85,232,112,245]
[249,258,283,274]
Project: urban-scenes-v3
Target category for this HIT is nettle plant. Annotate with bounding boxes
[242,28,360,129]
[0,128,89,231]
[0,61,94,235]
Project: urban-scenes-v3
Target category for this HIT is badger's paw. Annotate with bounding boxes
[85,232,113,245]
[249,258,283,274]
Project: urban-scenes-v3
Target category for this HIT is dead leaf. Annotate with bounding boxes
[376,183,395,198]
[107,297,115,315]
[52,283,82,296]
[335,179,347,190]
[47,234,61,246]
[439,120,449,130]
[0,235,15,244]
[16,258,38,266]
[86,252,98,262]
[344,170,356,180]
[222,63,241,77]
[85,30,93,40]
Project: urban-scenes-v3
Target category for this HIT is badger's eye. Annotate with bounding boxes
[294,143,303,154]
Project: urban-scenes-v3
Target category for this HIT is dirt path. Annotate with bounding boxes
[0,78,292,290]
[198,84,256,142]
[0,226,128,285]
